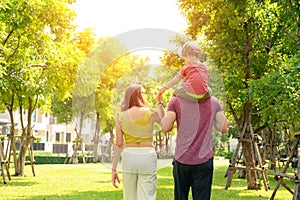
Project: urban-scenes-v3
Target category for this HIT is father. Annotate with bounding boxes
[158,94,228,200]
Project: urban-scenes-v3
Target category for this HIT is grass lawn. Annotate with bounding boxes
[0,158,294,200]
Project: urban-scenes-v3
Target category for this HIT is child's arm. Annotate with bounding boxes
[156,75,182,102]
[164,75,182,89]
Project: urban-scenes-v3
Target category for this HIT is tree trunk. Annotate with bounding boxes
[165,132,169,154]
[72,142,78,164]
[73,111,84,164]
[158,131,163,157]
[242,131,261,189]
[268,125,277,170]
[16,97,33,176]
[107,120,114,162]
[240,100,261,190]
[16,140,27,176]
[93,112,101,163]
[5,93,18,175]
[7,108,18,174]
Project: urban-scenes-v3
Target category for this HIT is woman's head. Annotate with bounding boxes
[181,41,201,59]
[121,84,146,111]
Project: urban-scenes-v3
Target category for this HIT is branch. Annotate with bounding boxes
[227,101,239,125]
[243,21,251,86]
[254,124,268,134]
[28,64,48,69]
[264,29,280,55]
[6,36,21,63]
[289,0,298,25]
[32,96,38,112]
[2,29,14,46]
[18,100,26,136]
[271,10,298,44]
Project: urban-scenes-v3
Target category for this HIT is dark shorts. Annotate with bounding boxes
[172,157,214,200]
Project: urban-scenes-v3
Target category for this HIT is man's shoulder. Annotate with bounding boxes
[169,96,221,105]
[167,96,181,110]
[209,96,219,101]
[169,96,179,104]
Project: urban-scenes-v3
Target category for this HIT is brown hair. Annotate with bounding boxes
[121,84,146,111]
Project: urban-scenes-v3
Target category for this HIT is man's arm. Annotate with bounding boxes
[214,111,228,133]
[161,111,176,133]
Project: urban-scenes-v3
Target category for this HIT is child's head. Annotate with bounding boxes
[180,41,201,59]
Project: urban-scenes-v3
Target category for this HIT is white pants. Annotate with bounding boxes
[122,147,157,200]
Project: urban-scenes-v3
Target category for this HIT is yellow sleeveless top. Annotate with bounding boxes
[117,108,157,143]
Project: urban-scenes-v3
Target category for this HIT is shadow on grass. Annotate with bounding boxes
[98,180,111,183]
[212,187,270,200]
[22,190,124,200]
[21,188,175,200]
[0,180,37,187]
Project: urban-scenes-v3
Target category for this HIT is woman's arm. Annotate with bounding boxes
[112,120,123,169]
[112,119,123,188]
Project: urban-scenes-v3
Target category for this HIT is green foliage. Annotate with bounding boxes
[51,95,74,124]
[252,52,300,130]
[0,0,83,114]
[0,135,6,141]
[34,137,42,143]
[0,0,85,175]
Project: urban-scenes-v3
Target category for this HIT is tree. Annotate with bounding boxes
[0,0,83,176]
[93,53,137,163]
[177,0,299,189]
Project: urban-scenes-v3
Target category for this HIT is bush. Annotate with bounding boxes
[225,151,234,159]
[25,155,96,164]
[0,135,7,141]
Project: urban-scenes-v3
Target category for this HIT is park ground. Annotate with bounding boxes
[0,157,295,200]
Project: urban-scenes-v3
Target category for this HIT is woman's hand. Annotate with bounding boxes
[112,169,120,188]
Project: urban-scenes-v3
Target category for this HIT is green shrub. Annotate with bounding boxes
[34,137,42,143]
[0,135,7,141]
[25,155,96,164]
[225,151,234,159]
[33,151,53,156]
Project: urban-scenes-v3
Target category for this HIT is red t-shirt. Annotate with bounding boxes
[167,96,222,165]
[177,62,209,95]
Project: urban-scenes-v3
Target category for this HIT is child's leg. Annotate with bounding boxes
[174,87,212,102]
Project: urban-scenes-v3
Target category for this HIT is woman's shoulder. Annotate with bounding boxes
[116,111,125,120]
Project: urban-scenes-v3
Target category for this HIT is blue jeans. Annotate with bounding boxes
[173,157,214,200]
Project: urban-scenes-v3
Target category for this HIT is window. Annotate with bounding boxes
[55,132,60,142]
[32,111,36,122]
[46,131,49,142]
[2,126,7,135]
[66,133,71,143]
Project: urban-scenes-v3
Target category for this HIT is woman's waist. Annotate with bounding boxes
[124,141,154,148]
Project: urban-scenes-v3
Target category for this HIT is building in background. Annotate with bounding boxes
[0,109,76,144]
[0,109,109,155]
